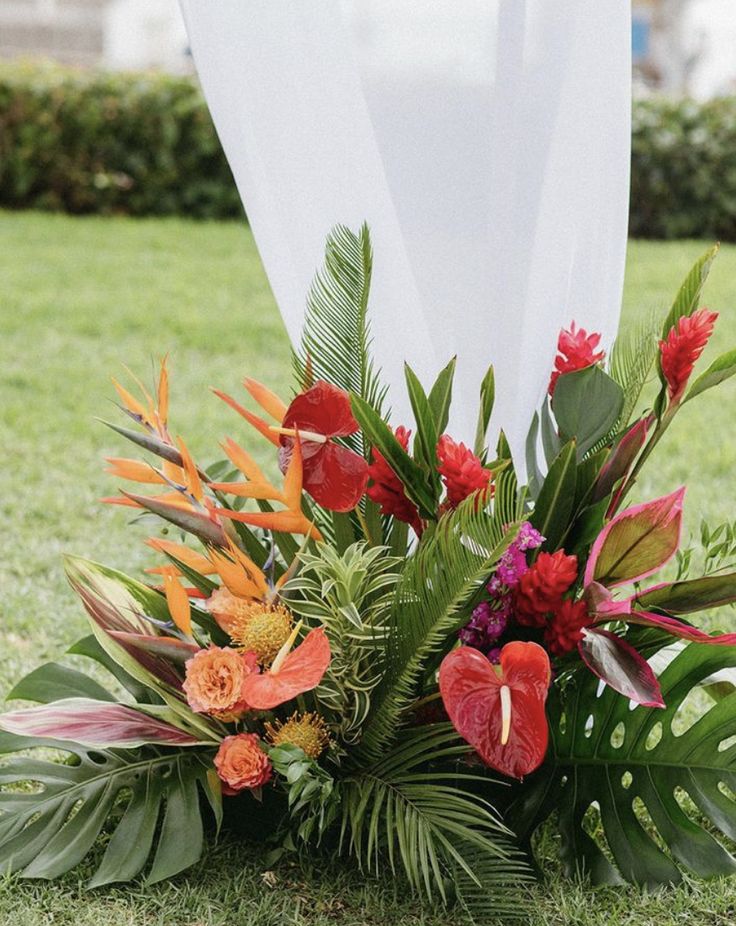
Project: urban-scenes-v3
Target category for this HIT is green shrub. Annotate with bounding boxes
[631,96,736,240]
[0,61,241,218]
[3,62,736,237]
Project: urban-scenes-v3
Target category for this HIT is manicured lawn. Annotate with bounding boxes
[2,210,736,925]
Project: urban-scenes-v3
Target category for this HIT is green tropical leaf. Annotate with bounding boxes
[427,356,457,438]
[552,366,624,460]
[636,572,736,614]
[403,363,442,495]
[660,242,719,341]
[339,724,528,915]
[356,499,516,764]
[473,365,495,457]
[530,440,577,551]
[0,732,214,886]
[685,348,736,403]
[508,643,736,887]
[7,662,115,704]
[351,393,437,518]
[293,223,387,453]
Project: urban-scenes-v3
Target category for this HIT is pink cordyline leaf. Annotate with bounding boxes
[578,627,665,707]
[593,416,651,508]
[624,611,736,647]
[0,698,202,748]
[584,487,685,588]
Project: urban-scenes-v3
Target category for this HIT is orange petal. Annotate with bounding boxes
[207,546,267,599]
[163,569,192,636]
[105,458,167,485]
[145,538,217,574]
[177,436,204,502]
[212,389,280,446]
[112,378,152,427]
[242,627,330,709]
[222,438,268,484]
[225,538,269,597]
[157,355,169,428]
[162,460,186,484]
[243,377,288,422]
[283,433,303,511]
[216,507,323,541]
[209,481,285,502]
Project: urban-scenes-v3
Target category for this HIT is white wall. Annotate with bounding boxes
[104,0,190,72]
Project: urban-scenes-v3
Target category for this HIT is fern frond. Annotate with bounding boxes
[338,724,528,913]
[608,311,660,428]
[293,223,388,453]
[356,499,517,765]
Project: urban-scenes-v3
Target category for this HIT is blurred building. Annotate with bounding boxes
[633,0,736,97]
[0,0,190,71]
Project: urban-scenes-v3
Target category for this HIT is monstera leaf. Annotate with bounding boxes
[508,643,736,887]
[0,731,219,886]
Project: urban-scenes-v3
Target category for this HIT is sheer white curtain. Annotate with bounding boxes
[179,0,631,464]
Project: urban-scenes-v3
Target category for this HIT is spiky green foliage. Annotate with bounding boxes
[356,499,517,765]
[285,543,402,746]
[509,643,736,887]
[609,311,660,428]
[293,224,387,452]
[338,724,529,916]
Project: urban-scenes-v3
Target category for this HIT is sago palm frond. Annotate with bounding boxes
[338,724,529,914]
[356,499,517,765]
[293,223,388,453]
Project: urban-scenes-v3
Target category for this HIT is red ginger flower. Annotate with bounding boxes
[660,308,718,403]
[513,550,579,627]
[214,733,272,795]
[545,599,591,656]
[436,435,493,509]
[366,425,423,533]
[278,381,369,512]
[548,322,605,395]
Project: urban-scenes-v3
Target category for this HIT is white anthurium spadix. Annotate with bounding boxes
[179,0,631,465]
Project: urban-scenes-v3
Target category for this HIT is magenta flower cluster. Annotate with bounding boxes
[459,521,544,657]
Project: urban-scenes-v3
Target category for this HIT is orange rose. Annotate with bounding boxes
[214,733,272,794]
[183,646,258,716]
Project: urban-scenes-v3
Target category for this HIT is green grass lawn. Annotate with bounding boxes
[2,210,736,925]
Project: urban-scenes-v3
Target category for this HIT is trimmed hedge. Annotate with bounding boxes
[3,62,736,238]
[631,96,736,240]
[0,62,241,218]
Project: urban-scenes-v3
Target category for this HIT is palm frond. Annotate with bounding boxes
[293,223,387,452]
[338,724,528,914]
[608,311,660,429]
[356,498,517,765]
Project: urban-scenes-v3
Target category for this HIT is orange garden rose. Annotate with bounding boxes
[183,646,258,716]
[214,733,272,794]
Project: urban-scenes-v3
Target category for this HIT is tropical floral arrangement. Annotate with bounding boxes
[2,228,736,920]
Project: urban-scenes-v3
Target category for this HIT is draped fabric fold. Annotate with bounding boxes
[179,0,631,463]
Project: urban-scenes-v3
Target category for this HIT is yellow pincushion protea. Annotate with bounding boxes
[265,712,331,759]
[227,600,294,666]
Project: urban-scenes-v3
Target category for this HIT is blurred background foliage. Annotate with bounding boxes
[4,62,736,239]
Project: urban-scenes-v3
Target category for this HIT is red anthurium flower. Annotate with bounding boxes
[242,626,331,710]
[439,642,551,780]
[366,425,423,533]
[660,308,718,404]
[548,322,605,395]
[436,434,493,509]
[276,381,369,512]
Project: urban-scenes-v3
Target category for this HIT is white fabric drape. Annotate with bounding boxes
[179,0,631,465]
